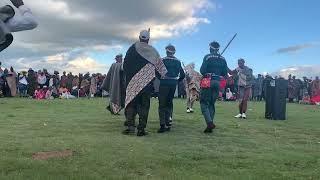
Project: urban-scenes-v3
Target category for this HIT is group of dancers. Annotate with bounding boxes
[0,1,255,136]
[104,30,254,136]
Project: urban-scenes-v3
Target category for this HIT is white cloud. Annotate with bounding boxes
[273,65,320,78]
[65,56,108,74]
[90,44,123,52]
[2,0,213,56]
[5,51,109,75]
[1,0,213,73]
[27,0,90,21]
[46,53,67,62]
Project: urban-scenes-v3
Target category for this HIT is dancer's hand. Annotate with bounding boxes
[10,0,24,8]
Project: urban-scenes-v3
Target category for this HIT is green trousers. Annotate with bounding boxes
[200,80,220,124]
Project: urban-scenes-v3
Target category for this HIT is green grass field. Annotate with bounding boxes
[0,98,319,180]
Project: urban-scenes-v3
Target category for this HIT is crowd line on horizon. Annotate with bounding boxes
[1,60,319,105]
[0,62,106,99]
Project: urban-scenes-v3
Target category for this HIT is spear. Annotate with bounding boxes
[221,33,237,55]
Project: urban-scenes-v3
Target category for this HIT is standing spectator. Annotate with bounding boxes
[2,69,11,96]
[311,76,320,97]
[43,69,50,86]
[18,71,28,97]
[307,77,313,97]
[53,71,60,89]
[6,66,17,96]
[72,75,79,89]
[27,68,37,97]
[253,74,264,101]
[78,73,83,89]
[81,76,90,96]
[288,75,295,103]
[90,74,97,97]
[37,71,46,89]
[49,74,58,97]
[66,72,73,91]
[95,73,104,97]
[53,71,60,88]
[294,76,303,101]
[60,71,67,88]
[302,77,310,98]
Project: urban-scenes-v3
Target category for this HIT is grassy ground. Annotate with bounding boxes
[0,98,319,180]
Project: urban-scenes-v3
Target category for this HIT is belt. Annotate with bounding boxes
[163,76,179,80]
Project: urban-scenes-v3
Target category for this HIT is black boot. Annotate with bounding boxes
[168,117,173,126]
[122,126,135,135]
[203,127,213,133]
[157,126,167,133]
[137,129,148,137]
[203,122,216,133]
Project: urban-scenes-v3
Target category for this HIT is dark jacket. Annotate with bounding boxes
[159,56,185,86]
[200,53,228,78]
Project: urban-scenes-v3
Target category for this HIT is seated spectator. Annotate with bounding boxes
[79,88,86,97]
[45,87,54,100]
[60,91,76,99]
[59,86,69,95]
[51,86,59,98]
[299,92,311,105]
[71,86,79,97]
[226,88,236,101]
[311,95,320,105]
[58,86,76,99]
[34,86,45,100]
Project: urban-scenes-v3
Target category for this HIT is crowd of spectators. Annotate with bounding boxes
[0,62,106,99]
[175,72,320,104]
[1,61,319,105]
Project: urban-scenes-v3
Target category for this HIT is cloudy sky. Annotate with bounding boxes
[1,0,319,78]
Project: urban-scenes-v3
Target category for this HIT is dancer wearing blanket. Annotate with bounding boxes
[200,41,229,133]
[184,63,201,113]
[102,54,126,115]
[123,30,167,136]
[157,44,185,133]
[0,0,37,52]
